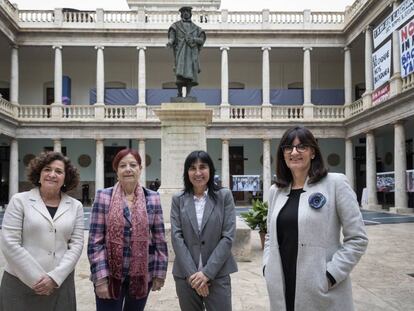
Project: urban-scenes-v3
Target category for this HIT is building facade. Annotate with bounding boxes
[0,0,413,212]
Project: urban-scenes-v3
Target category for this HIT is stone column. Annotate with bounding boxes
[392,121,409,212]
[303,47,312,105]
[137,46,146,105]
[345,138,355,190]
[221,139,230,189]
[390,0,402,96]
[95,46,105,104]
[9,139,19,201]
[221,47,229,105]
[53,46,63,105]
[262,139,271,202]
[95,139,104,193]
[262,47,271,105]
[365,131,381,210]
[10,46,19,105]
[344,47,352,105]
[363,26,373,109]
[53,139,62,153]
[138,139,146,187]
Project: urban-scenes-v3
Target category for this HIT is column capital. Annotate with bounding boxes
[392,119,405,126]
[138,138,146,142]
[261,46,271,51]
[220,46,230,51]
[221,138,229,143]
[95,46,105,50]
[344,46,351,52]
[262,137,271,142]
[136,46,146,51]
[52,45,62,50]
[10,44,19,50]
[364,25,373,33]
[303,46,313,51]
[95,138,105,142]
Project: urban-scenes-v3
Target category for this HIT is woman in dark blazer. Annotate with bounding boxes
[171,150,238,311]
[263,126,368,311]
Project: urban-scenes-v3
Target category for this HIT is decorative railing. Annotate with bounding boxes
[63,105,95,119]
[104,11,137,23]
[146,106,160,119]
[348,98,363,117]
[18,105,50,119]
[0,0,18,19]
[272,106,304,119]
[0,102,376,123]
[311,12,344,24]
[13,8,347,29]
[105,106,136,119]
[402,73,414,91]
[227,11,262,24]
[0,96,15,117]
[314,105,345,120]
[344,0,370,22]
[19,10,54,22]
[63,11,95,23]
[230,106,262,119]
[269,12,303,24]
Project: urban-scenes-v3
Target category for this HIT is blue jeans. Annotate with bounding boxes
[95,279,151,311]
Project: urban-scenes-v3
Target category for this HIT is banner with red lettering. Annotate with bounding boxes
[400,18,414,77]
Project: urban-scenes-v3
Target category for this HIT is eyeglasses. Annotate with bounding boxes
[281,144,309,154]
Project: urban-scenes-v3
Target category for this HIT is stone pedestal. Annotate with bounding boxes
[154,102,213,222]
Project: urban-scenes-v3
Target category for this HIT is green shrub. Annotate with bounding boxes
[240,199,268,233]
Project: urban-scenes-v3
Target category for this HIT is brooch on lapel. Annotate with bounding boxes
[308,192,326,209]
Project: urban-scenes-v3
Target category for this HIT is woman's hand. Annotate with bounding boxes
[189,271,209,290]
[32,275,58,296]
[95,281,111,299]
[151,277,165,291]
[195,283,209,297]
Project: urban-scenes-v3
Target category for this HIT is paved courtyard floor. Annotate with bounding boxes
[0,222,413,310]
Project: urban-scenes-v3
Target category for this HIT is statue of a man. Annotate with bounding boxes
[167,6,206,98]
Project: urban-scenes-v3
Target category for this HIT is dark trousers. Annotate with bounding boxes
[95,280,150,311]
[174,275,232,311]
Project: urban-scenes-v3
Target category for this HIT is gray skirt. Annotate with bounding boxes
[0,271,76,311]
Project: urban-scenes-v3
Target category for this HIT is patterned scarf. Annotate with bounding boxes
[106,182,149,299]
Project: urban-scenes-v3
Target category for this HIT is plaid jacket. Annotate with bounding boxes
[87,187,168,283]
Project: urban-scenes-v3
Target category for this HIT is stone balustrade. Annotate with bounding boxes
[272,106,304,120]
[6,7,348,30]
[344,0,369,23]
[0,0,18,19]
[402,73,414,91]
[0,95,15,117]
[348,98,363,117]
[314,105,345,120]
[0,101,355,122]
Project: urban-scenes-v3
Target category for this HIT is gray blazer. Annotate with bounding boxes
[263,173,368,311]
[171,188,238,280]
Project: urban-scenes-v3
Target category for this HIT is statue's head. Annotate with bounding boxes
[179,6,192,21]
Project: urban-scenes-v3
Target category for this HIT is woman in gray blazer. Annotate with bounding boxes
[171,150,238,311]
[263,126,368,311]
[0,152,84,311]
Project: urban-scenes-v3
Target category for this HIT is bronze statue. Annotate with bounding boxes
[167,6,206,98]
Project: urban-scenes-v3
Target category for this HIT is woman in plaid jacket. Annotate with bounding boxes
[87,148,168,311]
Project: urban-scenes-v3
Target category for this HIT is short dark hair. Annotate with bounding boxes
[27,151,80,192]
[182,150,221,201]
[275,126,327,188]
[112,148,141,172]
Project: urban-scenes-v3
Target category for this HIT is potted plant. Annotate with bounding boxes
[240,199,268,249]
